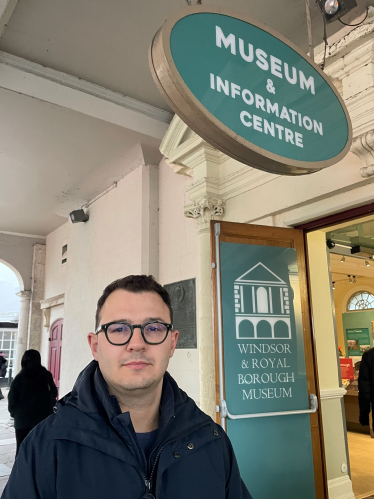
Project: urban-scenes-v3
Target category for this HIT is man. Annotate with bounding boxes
[3,275,252,499]
[358,338,374,428]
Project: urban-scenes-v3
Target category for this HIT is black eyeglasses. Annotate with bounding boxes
[95,321,173,345]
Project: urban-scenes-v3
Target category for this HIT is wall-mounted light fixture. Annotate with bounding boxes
[316,0,357,24]
[366,260,370,267]
[341,256,345,263]
[69,209,89,223]
[332,281,336,290]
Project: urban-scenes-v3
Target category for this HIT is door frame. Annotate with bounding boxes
[48,318,63,389]
[295,201,374,487]
[210,220,328,498]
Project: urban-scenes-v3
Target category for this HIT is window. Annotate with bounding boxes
[347,291,374,311]
[0,329,17,377]
[62,244,67,265]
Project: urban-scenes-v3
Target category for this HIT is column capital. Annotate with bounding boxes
[184,196,224,234]
[16,290,31,301]
[351,131,374,178]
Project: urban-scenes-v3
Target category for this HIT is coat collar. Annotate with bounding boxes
[50,360,210,460]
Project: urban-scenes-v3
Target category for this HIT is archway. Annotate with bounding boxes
[0,259,24,292]
[274,320,290,339]
[257,320,272,338]
[238,319,255,338]
[0,261,22,383]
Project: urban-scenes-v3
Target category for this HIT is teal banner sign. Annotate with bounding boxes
[346,328,371,356]
[220,241,316,498]
[150,6,352,175]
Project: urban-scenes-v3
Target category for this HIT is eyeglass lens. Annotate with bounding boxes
[106,323,168,344]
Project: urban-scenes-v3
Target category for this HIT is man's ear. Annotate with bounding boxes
[170,330,179,358]
[87,333,99,361]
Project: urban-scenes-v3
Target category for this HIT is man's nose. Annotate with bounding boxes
[126,326,146,350]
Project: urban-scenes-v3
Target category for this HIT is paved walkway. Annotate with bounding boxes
[0,389,15,495]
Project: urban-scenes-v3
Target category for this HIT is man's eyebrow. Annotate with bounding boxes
[110,317,167,323]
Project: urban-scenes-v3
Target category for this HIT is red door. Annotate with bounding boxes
[48,319,63,390]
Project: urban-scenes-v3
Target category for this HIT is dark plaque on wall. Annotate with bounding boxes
[164,278,197,349]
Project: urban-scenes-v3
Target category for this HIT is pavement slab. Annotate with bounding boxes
[0,390,15,495]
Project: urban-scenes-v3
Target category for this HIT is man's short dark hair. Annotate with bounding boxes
[95,275,173,329]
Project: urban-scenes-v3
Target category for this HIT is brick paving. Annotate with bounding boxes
[0,389,16,495]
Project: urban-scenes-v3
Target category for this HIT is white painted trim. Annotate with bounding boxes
[328,476,355,499]
[0,0,19,37]
[0,230,46,239]
[40,294,65,310]
[0,51,172,124]
[0,52,171,140]
[0,258,24,290]
[320,388,347,400]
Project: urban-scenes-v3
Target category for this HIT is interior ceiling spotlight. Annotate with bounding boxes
[316,0,357,24]
[366,260,370,267]
[341,256,346,263]
[69,209,89,223]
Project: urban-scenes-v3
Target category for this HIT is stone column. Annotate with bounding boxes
[27,244,46,351]
[185,196,224,419]
[15,290,31,373]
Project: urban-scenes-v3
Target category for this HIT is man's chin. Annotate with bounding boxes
[117,375,158,392]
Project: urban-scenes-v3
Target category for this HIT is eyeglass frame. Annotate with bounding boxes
[95,320,174,346]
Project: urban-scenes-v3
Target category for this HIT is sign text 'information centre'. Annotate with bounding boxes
[150,6,352,175]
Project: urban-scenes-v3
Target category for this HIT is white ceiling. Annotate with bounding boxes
[0,0,368,111]
[0,87,161,234]
[0,0,370,236]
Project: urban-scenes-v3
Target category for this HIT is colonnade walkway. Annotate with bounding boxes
[0,389,16,495]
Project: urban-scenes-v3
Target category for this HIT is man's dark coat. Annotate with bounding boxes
[2,361,252,499]
[358,347,374,427]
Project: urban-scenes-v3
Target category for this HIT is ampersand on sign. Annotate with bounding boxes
[266,79,276,94]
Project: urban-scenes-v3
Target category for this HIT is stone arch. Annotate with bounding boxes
[274,320,290,338]
[257,320,272,338]
[0,259,24,291]
[238,319,255,338]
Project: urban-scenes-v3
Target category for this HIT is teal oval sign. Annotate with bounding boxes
[150,6,352,175]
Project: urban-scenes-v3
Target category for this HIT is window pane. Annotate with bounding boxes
[348,291,374,311]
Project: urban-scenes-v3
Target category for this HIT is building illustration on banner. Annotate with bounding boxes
[234,263,291,340]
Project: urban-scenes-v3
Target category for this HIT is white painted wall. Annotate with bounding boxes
[158,159,200,405]
[44,157,201,402]
[59,167,143,396]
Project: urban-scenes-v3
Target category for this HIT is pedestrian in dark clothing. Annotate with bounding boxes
[2,275,252,499]
[0,352,7,400]
[358,346,374,427]
[8,349,57,455]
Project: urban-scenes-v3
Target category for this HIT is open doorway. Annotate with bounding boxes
[0,262,20,386]
[320,216,374,499]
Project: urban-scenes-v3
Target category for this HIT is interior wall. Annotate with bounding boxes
[158,159,200,405]
[333,278,374,356]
